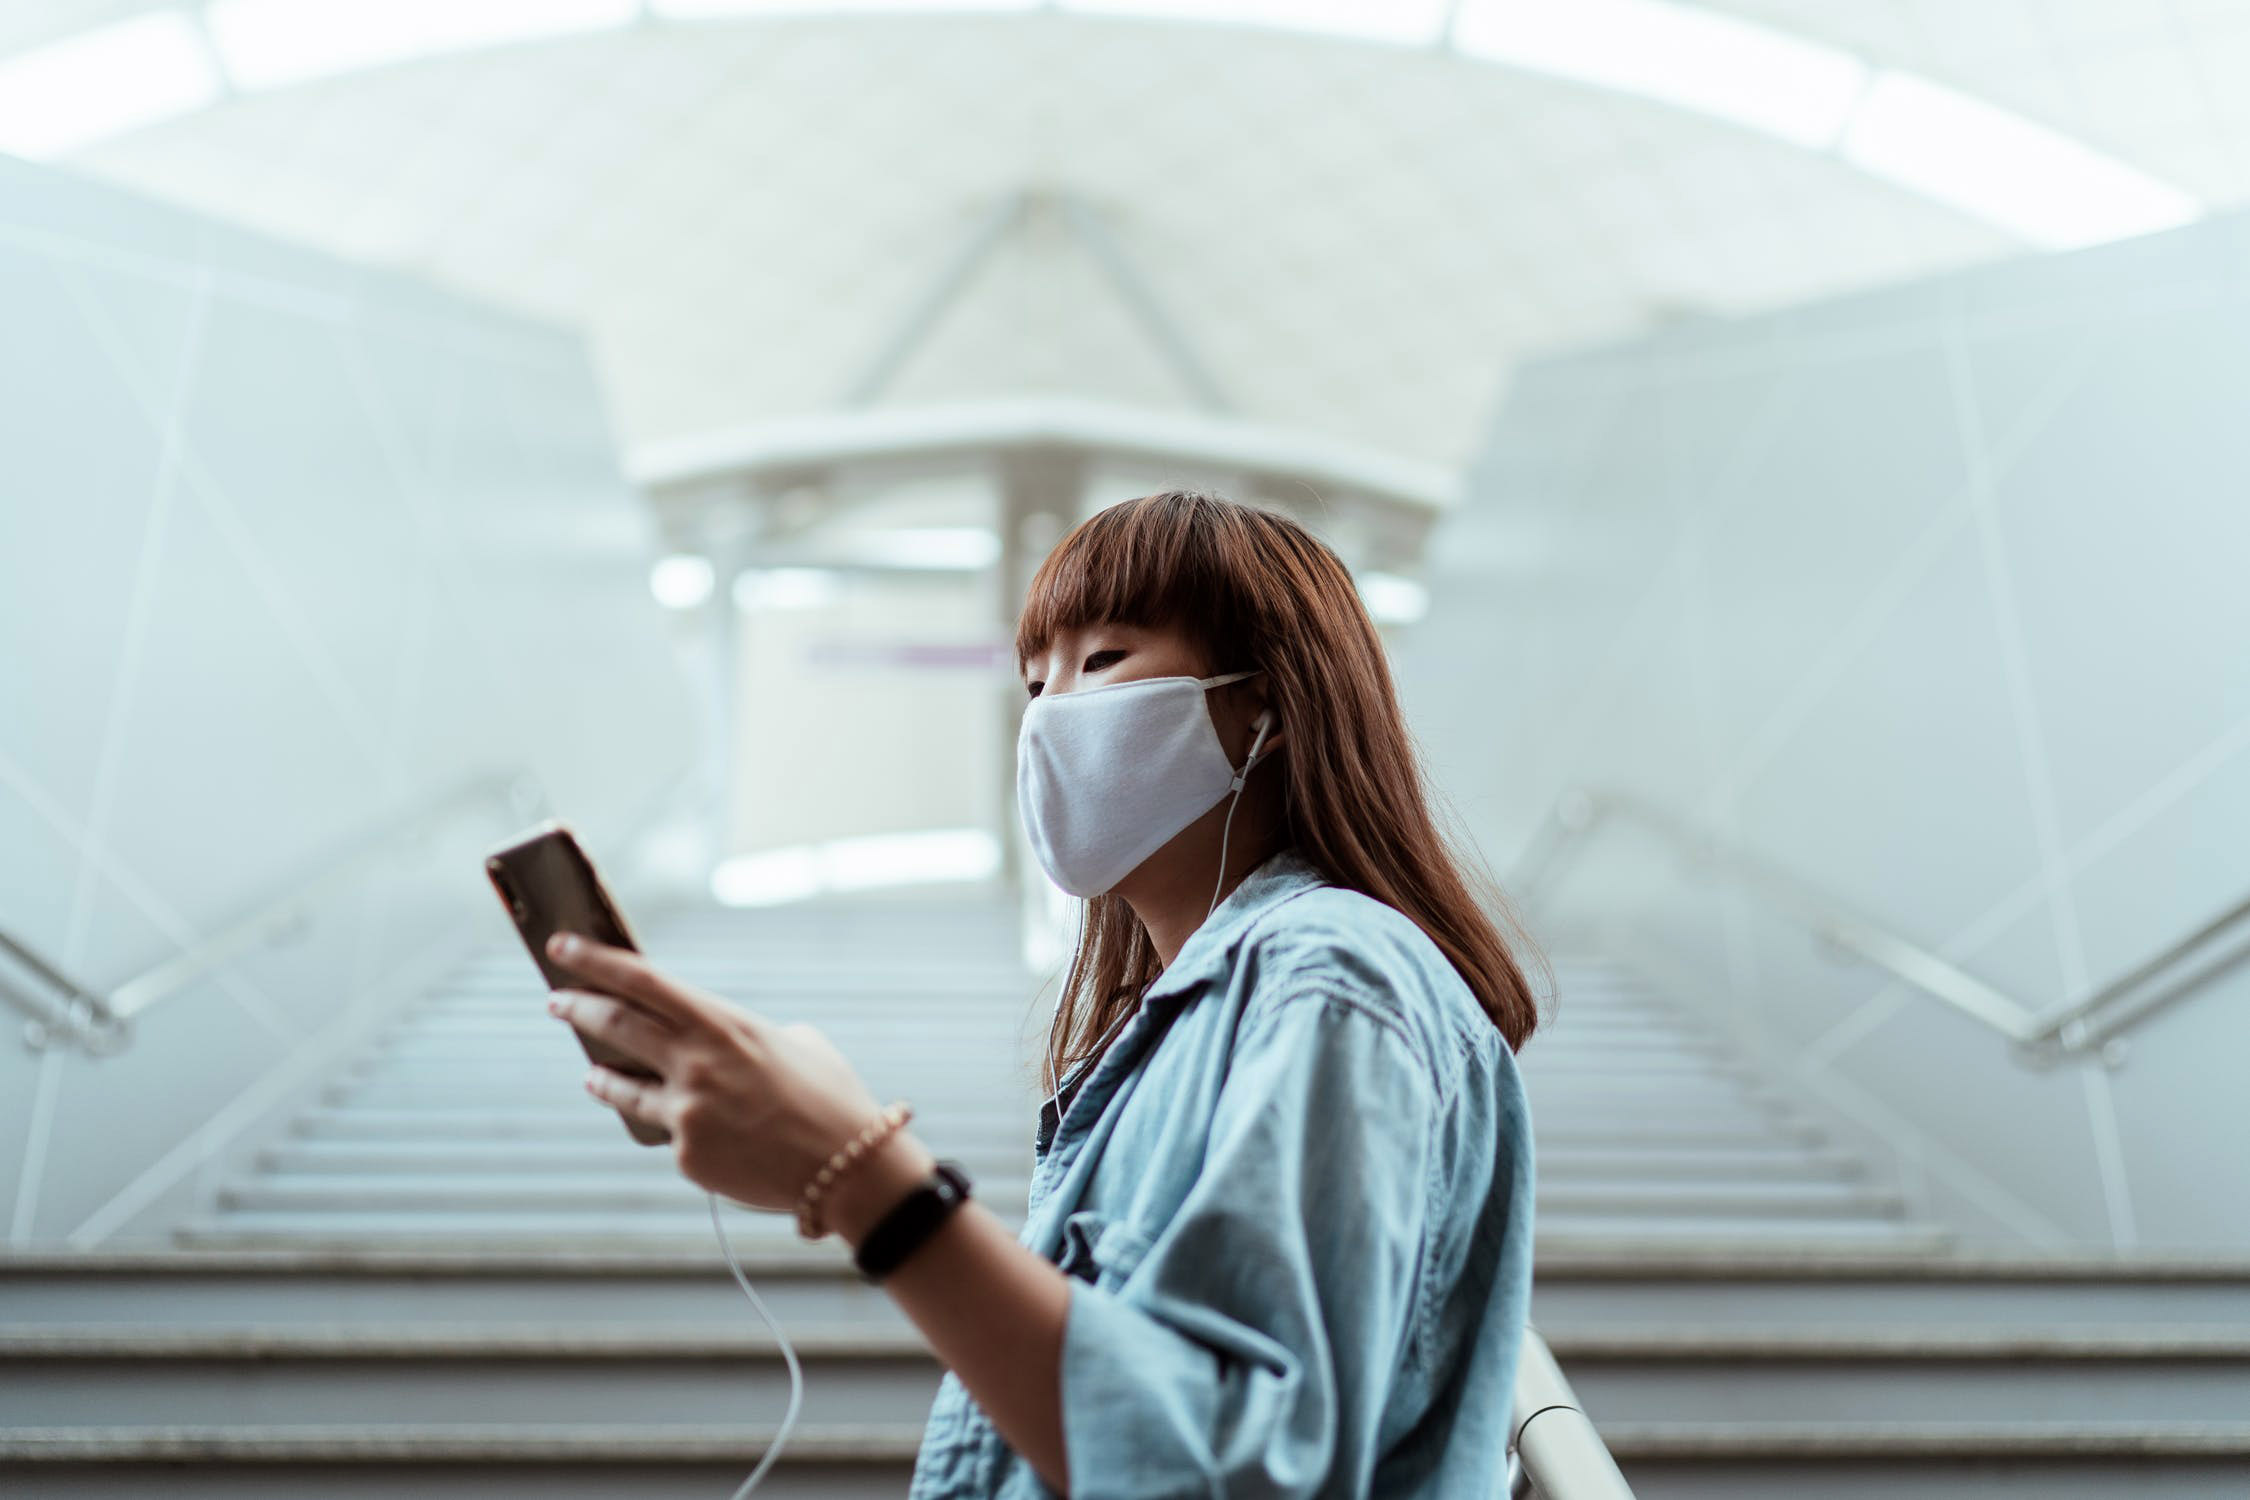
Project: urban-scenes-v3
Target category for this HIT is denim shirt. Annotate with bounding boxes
[907,846,1536,1499]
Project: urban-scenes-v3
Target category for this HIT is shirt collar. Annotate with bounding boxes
[1036,843,1331,1139]
[1141,843,1330,1006]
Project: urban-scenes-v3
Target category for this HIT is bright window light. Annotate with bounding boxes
[850,526,1002,570]
[711,828,1000,906]
[1451,0,1868,150]
[1841,71,2201,251]
[206,0,639,90]
[650,553,716,609]
[654,0,1037,16]
[1059,0,1451,47]
[734,567,843,610]
[1358,570,1429,625]
[0,14,224,160]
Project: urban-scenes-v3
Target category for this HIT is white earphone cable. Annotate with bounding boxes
[1207,715,1272,918]
[710,1188,803,1497]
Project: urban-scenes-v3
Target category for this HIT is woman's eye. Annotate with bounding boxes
[1083,649,1125,673]
[1025,681,1043,698]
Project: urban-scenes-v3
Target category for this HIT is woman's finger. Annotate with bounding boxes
[544,935,720,1032]
[549,990,676,1074]
[583,1061,672,1132]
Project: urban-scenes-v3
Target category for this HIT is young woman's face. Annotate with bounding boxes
[1021,619,1278,766]
[1020,619,1214,701]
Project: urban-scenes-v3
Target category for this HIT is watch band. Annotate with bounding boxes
[853,1159,974,1283]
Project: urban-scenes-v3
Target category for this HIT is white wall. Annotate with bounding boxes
[0,154,701,1246]
[1402,211,2250,1252]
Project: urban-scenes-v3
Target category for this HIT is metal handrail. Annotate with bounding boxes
[1508,1327,1636,1499]
[5,767,548,1055]
[1512,787,2250,1064]
[0,928,127,1054]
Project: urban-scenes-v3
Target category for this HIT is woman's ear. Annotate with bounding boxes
[1248,706,1286,762]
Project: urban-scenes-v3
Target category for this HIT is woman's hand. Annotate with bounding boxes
[540,931,888,1214]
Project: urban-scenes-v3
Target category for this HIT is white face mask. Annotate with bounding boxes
[1017,668,1274,902]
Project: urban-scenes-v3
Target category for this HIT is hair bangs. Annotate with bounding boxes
[1013,492,1226,672]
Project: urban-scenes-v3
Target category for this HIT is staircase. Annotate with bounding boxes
[4,916,2247,1497]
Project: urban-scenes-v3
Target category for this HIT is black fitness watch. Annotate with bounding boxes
[853,1159,974,1283]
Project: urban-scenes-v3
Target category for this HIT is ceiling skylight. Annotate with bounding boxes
[0,1,2205,255]
[654,0,1038,16]
[1451,0,1869,150]
[1059,0,1452,47]
[0,13,222,160]
[205,0,639,90]
[1840,71,2202,251]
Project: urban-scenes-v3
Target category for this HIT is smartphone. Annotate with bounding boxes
[483,820,672,1146]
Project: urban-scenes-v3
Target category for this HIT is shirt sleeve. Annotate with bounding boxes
[1055,986,1440,1499]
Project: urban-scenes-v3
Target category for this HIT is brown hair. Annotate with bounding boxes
[1015,488,1544,1094]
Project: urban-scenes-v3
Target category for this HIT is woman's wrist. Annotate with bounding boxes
[822,1128,942,1251]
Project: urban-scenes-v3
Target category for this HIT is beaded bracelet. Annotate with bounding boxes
[795,1100,914,1240]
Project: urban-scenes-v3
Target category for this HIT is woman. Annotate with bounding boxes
[543,488,1541,1497]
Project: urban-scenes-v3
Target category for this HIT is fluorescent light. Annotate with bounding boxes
[1451,0,1868,150]
[711,828,1000,906]
[1358,571,1429,625]
[734,567,843,610]
[650,554,716,609]
[655,0,1037,16]
[206,0,638,90]
[1841,70,2201,250]
[0,14,224,159]
[1059,0,1451,47]
[821,828,1001,891]
[711,846,822,907]
[850,527,1002,570]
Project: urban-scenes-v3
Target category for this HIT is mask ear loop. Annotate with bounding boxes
[1208,708,1275,919]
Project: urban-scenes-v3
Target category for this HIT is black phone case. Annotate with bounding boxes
[483,820,672,1146]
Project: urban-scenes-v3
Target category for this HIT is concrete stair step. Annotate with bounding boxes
[210,1170,1878,1222]
[167,1214,1944,1254]
[1543,1329,2250,1425]
[1534,1222,1952,1253]
[0,1326,940,1427]
[0,1423,921,1499]
[18,1424,2241,1500]
[258,1140,1033,1178]
[216,1175,1035,1218]
[18,1250,2249,1332]
[1,1250,900,1328]
[1536,1182,1904,1219]
[292,1105,1035,1143]
[321,1080,1041,1114]
[1518,1052,1740,1075]
[1535,1144,1864,1181]
[1530,1121,1825,1148]
[14,1327,2245,1430]
[1530,1255,2250,1328]
[1604,1423,2250,1498]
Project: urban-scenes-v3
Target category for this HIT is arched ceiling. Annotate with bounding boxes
[8,2,2244,472]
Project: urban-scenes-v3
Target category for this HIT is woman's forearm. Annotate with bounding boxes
[823,1129,1074,1494]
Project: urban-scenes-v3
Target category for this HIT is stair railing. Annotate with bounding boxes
[4,767,549,1056]
[0,931,125,1055]
[1508,1327,1637,1499]
[1511,787,2250,1066]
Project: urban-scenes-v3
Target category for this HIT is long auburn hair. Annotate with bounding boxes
[1016,488,1544,1095]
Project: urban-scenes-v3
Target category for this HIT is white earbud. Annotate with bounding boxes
[1231,708,1275,792]
[1211,706,1277,918]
